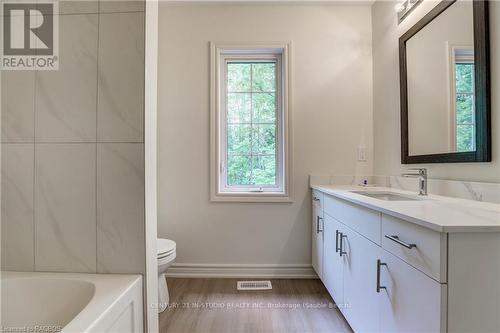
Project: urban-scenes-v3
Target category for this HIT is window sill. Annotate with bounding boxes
[210,193,293,203]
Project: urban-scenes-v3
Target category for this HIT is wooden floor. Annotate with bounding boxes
[159,278,353,333]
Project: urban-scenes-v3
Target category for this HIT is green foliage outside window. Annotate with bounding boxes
[455,63,475,152]
[226,62,278,186]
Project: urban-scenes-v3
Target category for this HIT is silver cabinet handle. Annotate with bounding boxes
[339,232,347,257]
[335,230,340,253]
[316,216,323,233]
[385,235,417,249]
[376,259,387,293]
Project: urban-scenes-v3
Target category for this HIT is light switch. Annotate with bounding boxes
[357,146,366,161]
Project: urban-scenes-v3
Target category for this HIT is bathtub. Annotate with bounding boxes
[1,271,143,333]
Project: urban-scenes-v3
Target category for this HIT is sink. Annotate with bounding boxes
[350,191,423,201]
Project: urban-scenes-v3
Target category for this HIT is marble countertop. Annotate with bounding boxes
[312,185,500,233]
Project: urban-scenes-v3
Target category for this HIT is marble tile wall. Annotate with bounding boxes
[375,175,500,205]
[310,174,500,204]
[1,1,146,273]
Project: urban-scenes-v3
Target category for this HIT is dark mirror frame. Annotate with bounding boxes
[400,0,491,164]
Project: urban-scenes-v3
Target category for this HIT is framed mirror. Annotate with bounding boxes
[400,0,491,164]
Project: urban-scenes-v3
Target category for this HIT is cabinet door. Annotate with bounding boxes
[341,225,381,333]
[323,214,343,307]
[312,191,324,278]
[379,249,446,333]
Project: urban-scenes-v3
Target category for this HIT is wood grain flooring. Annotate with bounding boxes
[159,278,352,333]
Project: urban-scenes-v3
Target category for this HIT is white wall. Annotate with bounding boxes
[158,4,373,268]
[372,0,500,182]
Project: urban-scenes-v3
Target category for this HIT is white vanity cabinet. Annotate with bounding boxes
[311,190,324,278]
[312,186,500,333]
[379,248,446,333]
[341,224,381,333]
[322,213,344,305]
[323,194,381,244]
[316,192,448,333]
[381,214,447,283]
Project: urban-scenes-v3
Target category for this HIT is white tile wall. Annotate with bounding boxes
[36,14,98,142]
[35,144,96,272]
[1,7,145,274]
[99,0,144,13]
[1,71,35,142]
[97,143,145,273]
[1,144,34,271]
[97,12,144,142]
[57,0,99,15]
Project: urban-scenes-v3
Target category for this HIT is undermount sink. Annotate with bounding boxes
[350,191,424,201]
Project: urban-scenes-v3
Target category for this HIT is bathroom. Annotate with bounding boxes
[1,0,499,332]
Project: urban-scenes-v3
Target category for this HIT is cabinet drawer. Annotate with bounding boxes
[324,195,381,245]
[382,214,447,283]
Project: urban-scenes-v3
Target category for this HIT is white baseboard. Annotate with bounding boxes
[166,263,318,279]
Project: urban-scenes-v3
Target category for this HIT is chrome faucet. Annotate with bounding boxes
[402,168,428,196]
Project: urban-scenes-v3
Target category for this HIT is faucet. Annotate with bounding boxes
[401,168,428,196]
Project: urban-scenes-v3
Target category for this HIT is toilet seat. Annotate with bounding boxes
[157,238,176,259]
[157,238,177,313]
[158,251,176,266]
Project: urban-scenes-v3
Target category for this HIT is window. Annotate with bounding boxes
[450,47,476,152]
[454,61,475,152]
[210,44,291,202]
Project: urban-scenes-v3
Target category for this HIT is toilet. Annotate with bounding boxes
[157,238,176,313]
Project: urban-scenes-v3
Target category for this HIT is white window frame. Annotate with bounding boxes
[210,43,292,202]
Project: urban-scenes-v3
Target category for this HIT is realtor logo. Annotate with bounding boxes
[1,0,59,70]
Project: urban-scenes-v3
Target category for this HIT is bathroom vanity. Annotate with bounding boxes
[311,185,500,333]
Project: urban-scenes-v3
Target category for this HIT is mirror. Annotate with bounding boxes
[400,0,491,164]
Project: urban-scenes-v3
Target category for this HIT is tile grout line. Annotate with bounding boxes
[1,141,145,144]
[141,6,146,278]
[32,10,39,271]
[33,70,37,272]
[95,1,101,274]
[1,142,144,144]
[40,10,145,17]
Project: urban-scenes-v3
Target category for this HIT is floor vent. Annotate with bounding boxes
[237,280,272,291]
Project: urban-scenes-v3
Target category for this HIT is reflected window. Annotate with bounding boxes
[452,48,475,152]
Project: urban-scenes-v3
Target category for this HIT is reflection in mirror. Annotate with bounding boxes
[453,47,475,152]
[406,0,474,155]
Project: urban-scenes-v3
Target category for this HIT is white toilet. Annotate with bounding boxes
[157,238,176,313]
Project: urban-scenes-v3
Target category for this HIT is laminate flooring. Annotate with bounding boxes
[159,278,353,333]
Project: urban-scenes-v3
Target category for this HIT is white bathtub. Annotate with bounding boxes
[1,271,143,333]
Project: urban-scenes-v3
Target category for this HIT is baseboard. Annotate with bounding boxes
[166,263,318,279]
